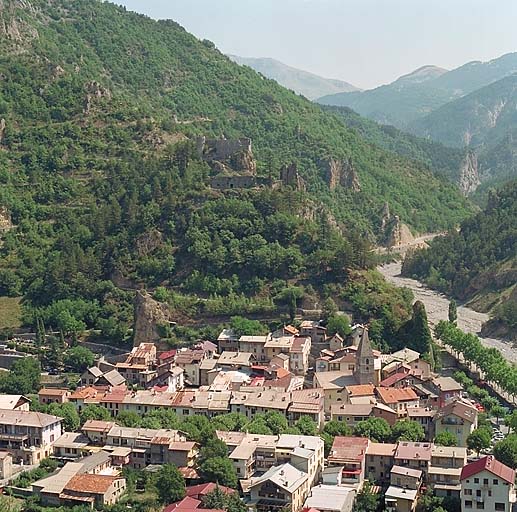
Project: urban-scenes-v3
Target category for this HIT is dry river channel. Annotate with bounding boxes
[378,262,517,365]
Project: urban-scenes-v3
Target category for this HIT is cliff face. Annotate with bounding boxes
[323,158,361,192]
[458,151,480,195]
[0,206,13,233]
[386,215,414,247]
[133,291,173,347]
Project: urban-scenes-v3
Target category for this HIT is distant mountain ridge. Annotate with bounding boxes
[317,52,517,128]
[228,55,360,100]
[395,65,449,85]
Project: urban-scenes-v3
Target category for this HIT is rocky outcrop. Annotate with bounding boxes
[0,206,13,232]
[380,202,390,232]
[386,215,414,247]
[133,290,174,346]
[458,151,480,195]
[135,229,163,257]
[0,118,6,143]
[197,136,257,175]
[84,81,111,115]
[279,162,305,191]
[323,157,361,192]
[0,1,38,44]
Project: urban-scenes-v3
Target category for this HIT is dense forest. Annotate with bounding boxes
[322,105,466,183]
[0,0,472,345]
[403,182,517,336]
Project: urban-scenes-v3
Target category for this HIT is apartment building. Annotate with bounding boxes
[216,431,324,487]
[327,436,369,488]
[248,463,310,512]
[0,409,62,464]
[460,456,516,512]
[434,399,478,447]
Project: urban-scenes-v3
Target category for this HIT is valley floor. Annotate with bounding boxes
[379,262,517,364]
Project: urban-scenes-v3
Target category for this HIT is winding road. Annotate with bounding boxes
[378,262,517,364]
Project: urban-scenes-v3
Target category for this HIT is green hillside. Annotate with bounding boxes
[0,0,470,341]
[403,182,517,337]
[321,105,465,183]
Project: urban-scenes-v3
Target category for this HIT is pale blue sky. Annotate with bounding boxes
[117,0,517,89]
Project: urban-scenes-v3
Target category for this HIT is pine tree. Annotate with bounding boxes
[411,301,433,356]
[448,299,458,323]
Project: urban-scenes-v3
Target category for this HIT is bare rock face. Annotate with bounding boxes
[84,81,112,115]
[133,290,173,346]
[197,136,257,175]
[0,1,38,45]
[0,118,6,143]
[324,157,361,192]
[135,229,163,257]
[0,206,13,232]
[280,162,305,191]
[386,215,414,247]
[458,151,480,196]
[380,202,390,232]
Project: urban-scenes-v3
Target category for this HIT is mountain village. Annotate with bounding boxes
[0,320,514,512]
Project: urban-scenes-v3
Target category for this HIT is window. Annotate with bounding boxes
[476,504,484,510]
[474,478,479,484]
[476,490,481,497]
[465,501,472,509]
[493,479,499,485]
[483,478,489,485]
[495,504,505,511]
[464,489,472,496]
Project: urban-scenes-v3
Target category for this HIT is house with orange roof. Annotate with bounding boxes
[375,387,419,417]
[365,442,397,484]
[327,436,369,488]
[60,473,126,507]
[38,388,70,405]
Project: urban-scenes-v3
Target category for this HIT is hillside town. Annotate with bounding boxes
[0,321,514,512]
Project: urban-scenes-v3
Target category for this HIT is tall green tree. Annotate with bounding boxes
[448,299,457,324]
[155,464,186,504]
[353,481,379,512]
[494,434,517,469]
[434,431,457,447]
[466,428,491,456]
[354,418,391,443]
[202,488,245,512]
[391,420,425,442]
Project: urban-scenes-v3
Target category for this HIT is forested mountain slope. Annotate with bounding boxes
[403,182,517,337]
[409,74,517,190]
[0,0,469,341]
[228,55,359,100]
[321,105,466,184]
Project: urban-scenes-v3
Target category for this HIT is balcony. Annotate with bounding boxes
[0,432,29,442]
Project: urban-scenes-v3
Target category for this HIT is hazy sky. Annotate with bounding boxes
[117,0,517,90]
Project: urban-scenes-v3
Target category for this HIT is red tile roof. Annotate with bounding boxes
[163,496,224,512]
[328,436,369,464]
[159,350,177,361]
[185,483,235,499]
[379,372,411,387]
[394,442,432,461]
[346,384,375,396]
[376,386,418,404]
[163,497,201,512]
[64,474,122,494]
[460,455,515,484]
